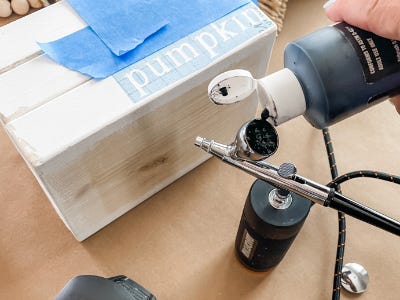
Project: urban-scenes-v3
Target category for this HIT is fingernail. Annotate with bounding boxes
[323,0,336,9]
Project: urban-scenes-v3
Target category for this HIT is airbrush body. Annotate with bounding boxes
[195,121,400,237]
[195,118,400,273]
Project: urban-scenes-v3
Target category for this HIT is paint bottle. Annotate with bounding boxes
[258,22,400,129]
[235,179,312,271]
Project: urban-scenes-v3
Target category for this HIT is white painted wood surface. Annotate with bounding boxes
[0,1,85,73]
[0,55,89,124]
[0,2,277,240]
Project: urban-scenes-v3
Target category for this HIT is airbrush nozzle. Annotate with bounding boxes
[194,137,234,158]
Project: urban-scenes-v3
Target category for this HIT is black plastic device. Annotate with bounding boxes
[235,180,312,271]
[55,275,156,300]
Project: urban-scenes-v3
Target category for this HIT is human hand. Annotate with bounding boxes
[323,0,400,113]
[391,95,400,114]
[323,0,400,40]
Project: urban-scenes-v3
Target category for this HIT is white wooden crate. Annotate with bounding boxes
[0,1,276,241]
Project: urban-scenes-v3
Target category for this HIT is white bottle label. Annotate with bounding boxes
[240,228,257,260]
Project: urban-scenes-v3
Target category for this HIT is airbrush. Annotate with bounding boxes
[195,119,400,270]
[195,116,400,235]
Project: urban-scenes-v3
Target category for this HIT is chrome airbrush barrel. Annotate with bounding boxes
[194,136,330,206]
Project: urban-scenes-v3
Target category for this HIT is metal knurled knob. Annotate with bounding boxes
[277,162,297,179]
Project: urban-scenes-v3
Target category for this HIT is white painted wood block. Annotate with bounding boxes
[0,1,277,240]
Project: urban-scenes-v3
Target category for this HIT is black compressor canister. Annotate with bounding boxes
[235,179,313,271]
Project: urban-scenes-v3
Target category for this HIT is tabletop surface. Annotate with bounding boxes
[1,1,400,299]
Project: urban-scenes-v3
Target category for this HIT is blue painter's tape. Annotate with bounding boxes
[67,0,169,56]
[38,0,251,79]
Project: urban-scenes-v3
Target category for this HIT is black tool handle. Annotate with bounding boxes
[329,192,400,236]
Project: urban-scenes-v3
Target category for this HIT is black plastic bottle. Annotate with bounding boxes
[258,22,400,129]
[235,179,312,271]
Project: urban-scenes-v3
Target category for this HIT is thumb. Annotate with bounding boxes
[390,95,400,114]
[324,0,400,40]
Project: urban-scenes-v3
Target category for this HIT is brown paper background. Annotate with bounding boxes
[1,0,400,299]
